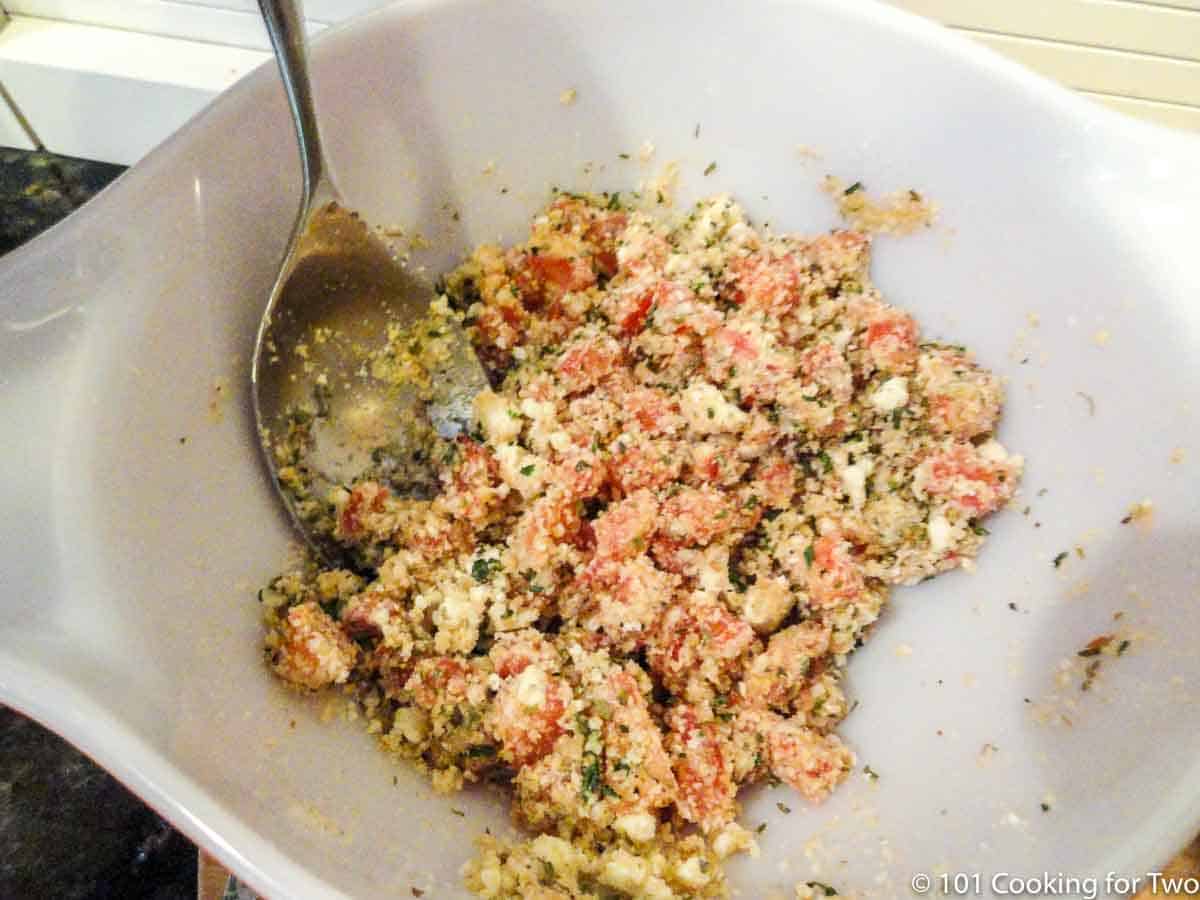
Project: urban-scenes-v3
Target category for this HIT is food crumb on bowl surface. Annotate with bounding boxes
[822,176,937,236]
[258,188,1021,897]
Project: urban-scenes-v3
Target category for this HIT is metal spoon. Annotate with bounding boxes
[251,0,486,564]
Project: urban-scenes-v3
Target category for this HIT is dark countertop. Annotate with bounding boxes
[0,147,198,900]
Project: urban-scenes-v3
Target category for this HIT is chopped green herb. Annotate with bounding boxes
[1052,552,1068,569]
[755,822,768,834]
[471,558,502,583]
[1040,802,1051,813]
[703,161,717,176]
[581,756,603,797]
[1117,639,1131,655]
[467,744,497,758]
[971,523,990,536]
[707,406,715,419]
[728,561,751,593]
[575,460,592,471]
[776,801,792,814]
[804,545,815,568]
[607,192,622,210]
[520,464,536,476]
[843,181,863,196]
[450,807,465,817]
[807,882,839,896]
[863,765,879,780]
[818,451,834,473]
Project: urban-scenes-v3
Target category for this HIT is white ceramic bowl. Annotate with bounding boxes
[2,1,1199,897]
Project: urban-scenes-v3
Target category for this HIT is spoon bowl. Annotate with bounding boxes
[250,0,486,561]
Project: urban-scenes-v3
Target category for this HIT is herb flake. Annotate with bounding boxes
[471,557,502,583]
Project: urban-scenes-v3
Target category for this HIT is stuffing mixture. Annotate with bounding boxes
[260,190,1022,898]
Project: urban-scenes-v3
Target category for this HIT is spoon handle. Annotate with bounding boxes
[258,0,326,208]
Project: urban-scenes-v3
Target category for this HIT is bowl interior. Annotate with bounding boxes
[1,0,1200,896]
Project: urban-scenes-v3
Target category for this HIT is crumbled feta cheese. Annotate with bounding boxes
[674,855,711,889]
[520,398,559,453]
[474,389,522,444]
[433,584,485,654]
[871,376,909,412]
[977,439,1009,463]
[927,513,953,553]
[600,849,649,893]
[514,665,548,709]
[531,834,583,872]
[681,381,747,434]
[839,459,873,509]
[712,822,759,860]
[613,812,658,843]
[495,442,546,497]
